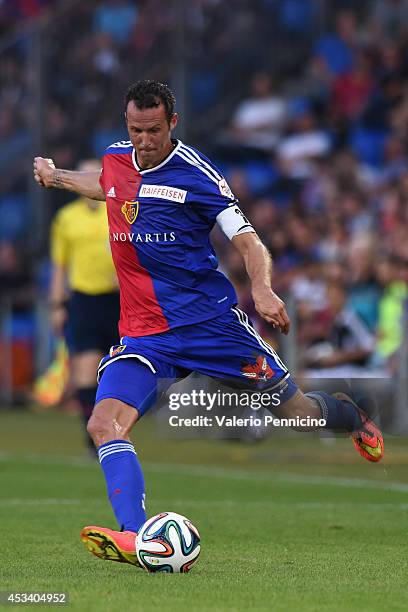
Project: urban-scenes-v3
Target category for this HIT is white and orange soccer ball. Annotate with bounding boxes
[136,512,201,573]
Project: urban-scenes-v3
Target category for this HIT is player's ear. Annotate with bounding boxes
[170,113,178,130]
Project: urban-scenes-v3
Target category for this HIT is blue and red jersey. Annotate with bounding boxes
[100,139,245,338]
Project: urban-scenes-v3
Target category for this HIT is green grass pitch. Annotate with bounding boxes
[1,409,408,611]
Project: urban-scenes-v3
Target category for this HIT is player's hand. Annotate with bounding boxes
[252,287,290,335]
[33,157,56,188]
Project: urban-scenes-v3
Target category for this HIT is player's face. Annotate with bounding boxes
[126,102,178,170]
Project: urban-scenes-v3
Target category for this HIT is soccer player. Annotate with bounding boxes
[49,159,120,452]
[33,80,383,567]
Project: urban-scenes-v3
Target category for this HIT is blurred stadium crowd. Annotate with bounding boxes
[1,0,408,400]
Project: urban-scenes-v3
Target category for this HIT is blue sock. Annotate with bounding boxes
[305,391,362,431]
[98,440,146,532]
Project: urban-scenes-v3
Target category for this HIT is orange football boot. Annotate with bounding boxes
[80,526,139,566]
[332,392,384,462]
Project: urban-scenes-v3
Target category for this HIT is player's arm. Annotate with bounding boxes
[231,232,290,335]
[49,263,68,337]
[215,201,290,333]
[49,213,70,336]
[33,157,104,200]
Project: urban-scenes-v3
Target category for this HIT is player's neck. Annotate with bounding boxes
[137,140,176,170]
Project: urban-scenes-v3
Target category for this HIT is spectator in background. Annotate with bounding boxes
[316,220,348,263]
[0,104,30,179]
[375,256,408,371]
[92,32,120,77]
[340,190,373,235]
[0,0,53,27]
[93,0,138,46]
[291,257,327,317]
[346,234,381,332]
[229,72,288,154]
[247,198,278,244]
[331,50,377,122]
[362,73,404,132]
[0,241,34,402]
[286,214,319,263]
[277,102,331,179]
[0,241,33,314]
[266,226,298,281]
[377,182,405,235]
[291,259,333,349]
[128,9,156,62]
[368,0,408,40]
[389,88,408,141]
[376,136,408,185]
[275,0,318,37]
[377,41,407,83]
[303,281,376,377]
[313,10,358,80]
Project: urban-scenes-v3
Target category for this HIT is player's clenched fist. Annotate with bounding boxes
[33,157,56,187]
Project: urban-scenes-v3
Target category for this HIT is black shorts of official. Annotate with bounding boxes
[65,291,120,355]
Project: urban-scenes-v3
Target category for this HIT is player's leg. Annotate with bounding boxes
[66,292,112,453]
[270,380,380,449]
[313,391,384,461]
[268,384,320,431]
[180,308,383,461]
[81,395,141,565]
[79,291,122,442]
[75,291,121,453]
[231,308,383,459]
[266,376,383,460]
[81,354,181,565]
[71,350,102,453]
[88,396,147,533]
[269,381,357,430]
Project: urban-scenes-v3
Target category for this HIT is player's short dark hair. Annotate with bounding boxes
[125,80,176,124]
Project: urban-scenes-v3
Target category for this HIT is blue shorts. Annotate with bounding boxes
[96,307,298,416]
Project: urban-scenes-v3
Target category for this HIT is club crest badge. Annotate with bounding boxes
[109,344,127,357]
[121,201,139,224]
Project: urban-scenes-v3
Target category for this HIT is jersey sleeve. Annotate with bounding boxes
[50,211,68,267]
[193,173,255,240]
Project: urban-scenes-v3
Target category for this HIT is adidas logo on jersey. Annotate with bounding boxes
[107,186,116,198]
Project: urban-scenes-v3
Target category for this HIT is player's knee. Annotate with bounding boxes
[86,411,110,443]
[87,398,139,446]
